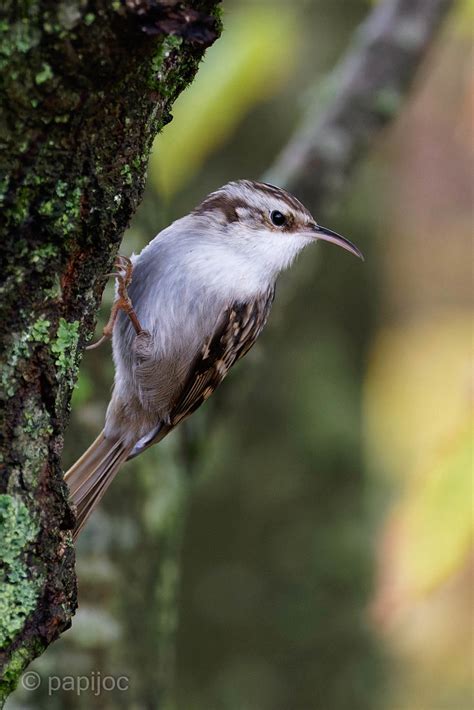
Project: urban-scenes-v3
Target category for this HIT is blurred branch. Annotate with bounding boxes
[266,0,454,206]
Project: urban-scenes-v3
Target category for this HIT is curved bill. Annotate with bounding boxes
[312,224,364,260]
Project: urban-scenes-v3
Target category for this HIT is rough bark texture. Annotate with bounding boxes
[0,0,221,702]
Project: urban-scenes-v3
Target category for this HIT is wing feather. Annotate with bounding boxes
[170,288,275,426]
[129,287,275,453]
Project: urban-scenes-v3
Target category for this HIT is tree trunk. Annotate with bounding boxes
[0,0,220,702]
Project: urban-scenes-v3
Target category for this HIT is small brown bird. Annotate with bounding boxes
[65,180,362,538]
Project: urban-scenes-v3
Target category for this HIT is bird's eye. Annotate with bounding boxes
[270,210,287,227]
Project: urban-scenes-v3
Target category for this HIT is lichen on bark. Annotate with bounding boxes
[0,0,221,703]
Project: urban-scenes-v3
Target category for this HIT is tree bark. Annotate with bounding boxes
[0,0,221,702]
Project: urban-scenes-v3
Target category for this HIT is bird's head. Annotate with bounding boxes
[192,180,363,277]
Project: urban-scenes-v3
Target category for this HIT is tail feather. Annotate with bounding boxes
[65,431,133,540]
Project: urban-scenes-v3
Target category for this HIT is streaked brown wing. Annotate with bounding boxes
[169,287,275,427]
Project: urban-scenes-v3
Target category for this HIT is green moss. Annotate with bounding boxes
[120,164,133,185]
[21,402,53,439]
[12,399,53,488]
[36,197,54,215]
[43,275,62,301]
[53,182,84,235]
[2,172,83,230]
[55,180,67,197]
[0,495,42,649]
[0,19,41,70]
[30,318,51,344]
[0,318,52,399]
[0,644,41,703]
[3,171,85,242]
[0,497,37,563]
[51,318,80,382]
[0,314,78,399]
[1,645,30,683]
[6,184,31,226]
[148,35,184,92]
[34,62,53,85]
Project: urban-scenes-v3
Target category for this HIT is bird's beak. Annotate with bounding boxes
[310,224,364,260]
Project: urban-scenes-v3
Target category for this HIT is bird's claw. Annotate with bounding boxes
[86,255,144,351]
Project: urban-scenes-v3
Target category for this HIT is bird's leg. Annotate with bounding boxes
[86,255,145,350]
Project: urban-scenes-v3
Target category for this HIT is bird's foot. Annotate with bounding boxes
[86,255,145,350]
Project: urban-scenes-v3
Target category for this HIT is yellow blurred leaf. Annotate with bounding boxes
[364,310,473,482]
[453,0,474,36]
[149,6,298,198]
[372,419,473,709]
[394,417,473,596]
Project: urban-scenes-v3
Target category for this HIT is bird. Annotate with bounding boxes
[65,180,362,538]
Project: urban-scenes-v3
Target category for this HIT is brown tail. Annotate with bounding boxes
[65,431,133,540]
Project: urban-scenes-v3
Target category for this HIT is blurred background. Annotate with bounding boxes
[9,1,472,708]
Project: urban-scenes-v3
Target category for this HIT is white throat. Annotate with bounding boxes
[141,215,311,302]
